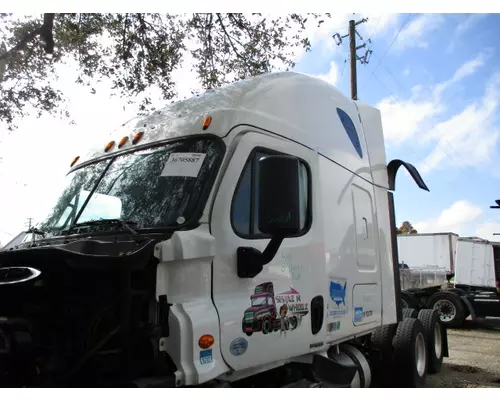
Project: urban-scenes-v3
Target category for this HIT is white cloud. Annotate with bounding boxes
[419,72,500,173]
[414,200,483,235]
[433,51,488,98]
[476,222,500,242]
[446,14,488,54]
[394,14,444,51]
[377,51,488,147]
[378,96,438,144]
[315,61,338,86]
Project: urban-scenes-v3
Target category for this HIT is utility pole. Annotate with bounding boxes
[25,217,33,230]
[333,18,372,100]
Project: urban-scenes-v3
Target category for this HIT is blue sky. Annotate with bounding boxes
[1,13,500,244]
[295,13,500,238]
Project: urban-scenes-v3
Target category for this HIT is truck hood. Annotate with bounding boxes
[0,237,157,274]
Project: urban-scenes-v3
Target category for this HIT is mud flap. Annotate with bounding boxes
[312,353,357,388]
[442,325,449,358]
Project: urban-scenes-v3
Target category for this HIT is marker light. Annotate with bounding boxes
[202,116,212,130]
[105,141,115,152]
[132,131,144,145]
[70,156,80,167]
[198,334,214,349]
[118,136,129,148]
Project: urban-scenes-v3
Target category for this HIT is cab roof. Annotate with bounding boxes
[73,71,389,188]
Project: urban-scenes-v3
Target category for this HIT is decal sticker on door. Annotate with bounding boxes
[241,282,309,337]
[328,279,347,318]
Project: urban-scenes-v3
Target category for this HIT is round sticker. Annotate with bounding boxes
[176,216,186,225]
[229,337,248,356]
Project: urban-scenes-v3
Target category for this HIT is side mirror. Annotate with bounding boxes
[258,155,302,236]
[237,154,303,279]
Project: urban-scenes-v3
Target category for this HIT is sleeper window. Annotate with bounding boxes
[231,150,311,238]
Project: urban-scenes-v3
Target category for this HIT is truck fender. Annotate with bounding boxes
[459,296,476,321]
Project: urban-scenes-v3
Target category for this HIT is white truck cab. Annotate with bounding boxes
[0,72,445,388]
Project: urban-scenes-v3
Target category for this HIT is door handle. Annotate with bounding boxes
[362,217,368,240]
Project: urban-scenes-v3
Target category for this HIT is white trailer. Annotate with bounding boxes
[0,71,447,388]
[397,233,457,291]
[455,237,497,289]
[397,234,500,329]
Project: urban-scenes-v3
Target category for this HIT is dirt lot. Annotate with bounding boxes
[426,318,500,388]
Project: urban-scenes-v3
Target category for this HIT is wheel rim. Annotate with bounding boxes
[433,299,456,322]
[415,332,427,377]
[434,323,442,359]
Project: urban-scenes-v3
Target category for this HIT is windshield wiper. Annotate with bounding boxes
[66,218,139,235]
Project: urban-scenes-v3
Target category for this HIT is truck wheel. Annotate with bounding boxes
[427,292,466,329]
[393,318,428,388]
[262,318,271,335]
[417,309,443,374]
[402,308,418,319]
[401,291,418,309]
[369,323,398,387]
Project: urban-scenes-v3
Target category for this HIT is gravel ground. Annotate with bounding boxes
[426,318,500,388]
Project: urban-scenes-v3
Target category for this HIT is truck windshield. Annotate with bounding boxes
[251,297,267,307]
[38,137,223,236]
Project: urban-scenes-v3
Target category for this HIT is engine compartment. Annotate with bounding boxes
[0,237,173,387]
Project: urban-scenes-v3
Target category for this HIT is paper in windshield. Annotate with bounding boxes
[160,153,207,178]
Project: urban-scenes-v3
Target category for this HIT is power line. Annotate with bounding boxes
[364,64,484,189]
[367,13,384,41]
[365,51,486,184]
[360,13,412,92]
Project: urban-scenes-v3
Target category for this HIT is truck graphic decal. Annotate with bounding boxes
[241,282,309,337]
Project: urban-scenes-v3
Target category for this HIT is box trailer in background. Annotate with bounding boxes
[455,237,498,290]
[398,233,500,329]
[397,233,457,291]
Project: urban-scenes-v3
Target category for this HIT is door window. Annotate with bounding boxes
[231,149,311,238]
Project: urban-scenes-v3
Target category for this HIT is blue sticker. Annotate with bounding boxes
[230,337,248,356]
[336,108,363,158]
[200,349,213,365]
[353,307,363,323]
[329,280,347,307]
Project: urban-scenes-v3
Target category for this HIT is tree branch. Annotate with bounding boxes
[0,13,56,62]
[215,13,246,63]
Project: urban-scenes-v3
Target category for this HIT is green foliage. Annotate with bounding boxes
[397,221,418,235]
[0,13,329,130]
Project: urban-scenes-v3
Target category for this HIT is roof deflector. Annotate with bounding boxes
[387,159,429,192]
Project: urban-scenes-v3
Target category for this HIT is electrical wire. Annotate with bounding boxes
[360,13,412,91]
[367,13,384,41]
[364,64,484,191]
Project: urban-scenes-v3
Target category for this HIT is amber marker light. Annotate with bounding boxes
[202,116,212,130]
[198,334,214,349]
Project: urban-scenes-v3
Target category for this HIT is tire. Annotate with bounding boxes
[393,318,428,388]
[417,309,444,374]
[402,308,419,319]
[427,291,466,329]
[369,323,398,387]
[401,291,419,309]
[262,318,271,334]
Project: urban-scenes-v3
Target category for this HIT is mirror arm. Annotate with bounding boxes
[237,234,285,279]
[260,235,285,265]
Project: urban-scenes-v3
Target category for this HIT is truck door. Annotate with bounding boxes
[210,131,323,371]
